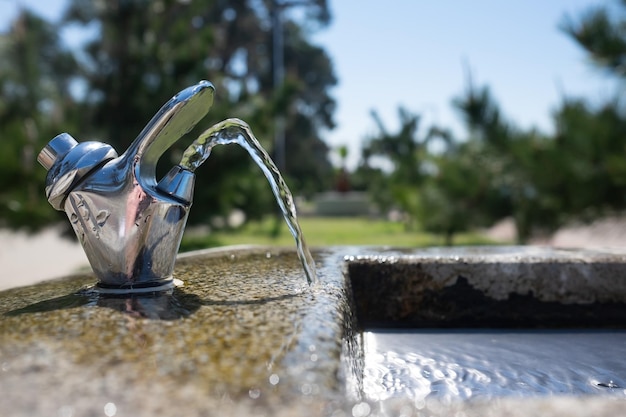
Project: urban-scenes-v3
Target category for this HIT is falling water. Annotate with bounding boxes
[179,118,317,285]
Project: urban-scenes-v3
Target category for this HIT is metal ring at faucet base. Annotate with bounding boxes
[94,279,176,295]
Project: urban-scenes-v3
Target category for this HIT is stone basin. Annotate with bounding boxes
[1,246,626,416]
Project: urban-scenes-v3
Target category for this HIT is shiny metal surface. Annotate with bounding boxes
[37,81,215,289]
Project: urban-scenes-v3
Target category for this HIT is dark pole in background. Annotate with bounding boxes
[271,1,286,173]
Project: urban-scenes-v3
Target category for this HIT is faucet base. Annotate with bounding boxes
[94,278,176,295]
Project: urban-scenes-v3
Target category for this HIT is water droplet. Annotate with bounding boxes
[269,374,279,385]
[57,405,74,417]
[351,401,371,417]
[70,213,78,223]
[96,210,110,227]
[597,380,620,388]
[248,388,261,399]
[79,205,89,219]
[103,402,117,417]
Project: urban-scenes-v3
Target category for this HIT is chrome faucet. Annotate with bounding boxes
[38,81,215,292]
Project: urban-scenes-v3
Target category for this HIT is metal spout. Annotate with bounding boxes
[37,81,215,291]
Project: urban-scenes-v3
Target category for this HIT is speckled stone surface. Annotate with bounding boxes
[1,245,626,416]
[0,247,357,417]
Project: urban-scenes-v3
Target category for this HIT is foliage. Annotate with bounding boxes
[361,29,626,244]
[0,1,336,230]
[556,0,626,217]
[63,0,336,224]
[451,83,562,243]
[561,2,626,77]
[355,108,427,229]
[356,88,513,244]
[552,99,626,216]
[0,11,78,229]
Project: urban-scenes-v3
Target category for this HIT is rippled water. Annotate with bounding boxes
[363,330,626,403]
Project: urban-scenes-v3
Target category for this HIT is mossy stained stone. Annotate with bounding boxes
[0,247,354,417]
[347,246,626,328]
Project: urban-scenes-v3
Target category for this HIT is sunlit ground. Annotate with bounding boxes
[180,217,499,252]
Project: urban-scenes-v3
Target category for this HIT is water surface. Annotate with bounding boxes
[363,329,626,403]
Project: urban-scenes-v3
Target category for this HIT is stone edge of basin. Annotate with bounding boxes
[345,245,626,328]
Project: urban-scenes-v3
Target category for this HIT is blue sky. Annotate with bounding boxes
[315,0,617,167]
[1,0,618,168]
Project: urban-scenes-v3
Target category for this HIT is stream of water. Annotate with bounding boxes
[179,118,317,285]
[363,329,626,403]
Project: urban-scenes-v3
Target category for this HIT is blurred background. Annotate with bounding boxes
[1,0,625,287]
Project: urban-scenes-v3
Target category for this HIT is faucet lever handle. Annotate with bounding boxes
[125,80,215,188]
[37,133,78,171]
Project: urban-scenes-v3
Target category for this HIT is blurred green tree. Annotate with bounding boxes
[453,78,626,242]
[561,1,626,78]
[361,80,562,244]
[357,1,626,245]
[453,82,564,243]
[0,10,78,229]
[414,138,511,246]
[63,0,336,226]
[552,98,626,217]
[358,107,426,230]
[556,1,626,218]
